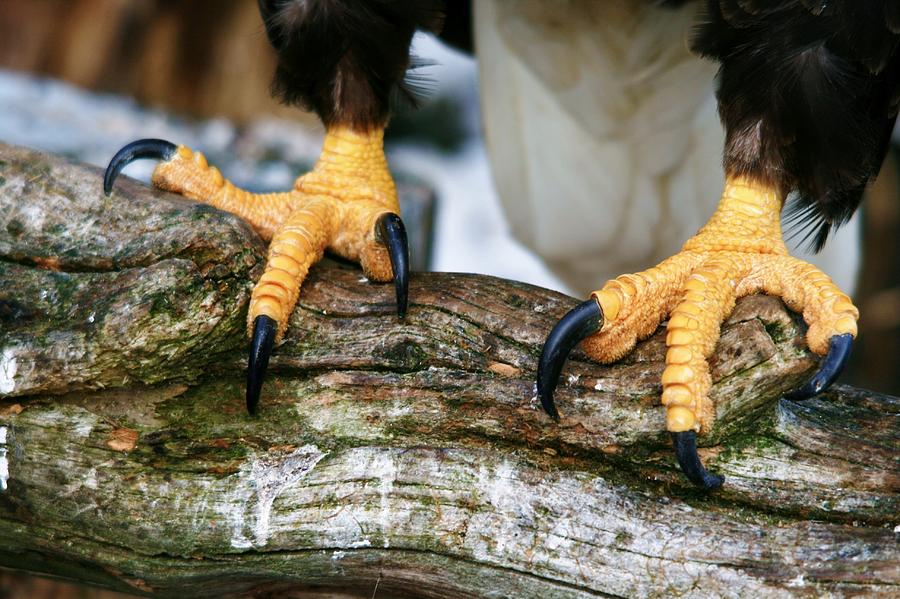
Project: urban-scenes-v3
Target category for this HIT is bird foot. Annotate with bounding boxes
[538,176,858,489]
[104,127,410,414]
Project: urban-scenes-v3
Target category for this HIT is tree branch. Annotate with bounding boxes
[0,143,897,597]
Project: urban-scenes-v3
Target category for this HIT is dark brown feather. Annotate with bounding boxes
[257,0,443,129]
[889,1,900,34]
[438,0,472,53]
[693,0,900,250]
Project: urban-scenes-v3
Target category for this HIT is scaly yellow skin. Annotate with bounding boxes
[150,126,398,341]
[583,176,859,433]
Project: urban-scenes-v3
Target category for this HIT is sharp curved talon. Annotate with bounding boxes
[672,431,724,490]
[246,315,278,415]
[783,333,854,401]
[103,138,177,195]
[375,213,409,319]
[536,299,603,420]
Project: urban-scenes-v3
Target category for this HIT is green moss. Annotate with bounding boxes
[614,529,634,545]
[715,430,780,468]
[149,292,175,318]
[505,294,526,308]
[48,271,81,306]
[763,320,790,343]
[5,219,23,237]
[381,339,428,371]
[149,374,375,455]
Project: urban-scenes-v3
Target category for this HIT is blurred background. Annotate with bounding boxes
[0,1,897,596]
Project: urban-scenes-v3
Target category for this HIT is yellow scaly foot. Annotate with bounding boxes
[537,176,858,489]
[104,127,409,413]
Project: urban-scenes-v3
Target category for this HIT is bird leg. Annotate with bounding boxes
[538,176,858,488]
[104,126,409,413]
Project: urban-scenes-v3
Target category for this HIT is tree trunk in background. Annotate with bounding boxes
[0,145,897,598]
[0,0,301,124]
[849,151,900,394]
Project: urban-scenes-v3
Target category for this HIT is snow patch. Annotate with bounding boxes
[529,383,540,409]
[386,404,413,418]
[73,421,94,438]
[367,451,398,548]
[0,348,17,394]
[19,203,46,230]
[230,536,254,550]
[473,460,537,558]
[0,426,7,492]
[38,409,96,439]
[230,444,326,549]
[485,460,517,509]
[82,467,99,490]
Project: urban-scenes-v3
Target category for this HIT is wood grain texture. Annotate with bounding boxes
[0,144,897,598]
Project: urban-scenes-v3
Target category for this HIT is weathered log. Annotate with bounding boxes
[0,144,897,598]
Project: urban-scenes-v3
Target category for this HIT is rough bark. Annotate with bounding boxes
[0,144,897,598]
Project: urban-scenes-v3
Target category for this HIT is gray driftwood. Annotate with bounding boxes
[0,144,897,598]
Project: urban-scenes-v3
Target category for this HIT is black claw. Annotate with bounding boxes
[536,299,603,420]
[672,431,724,490]
[783,333,854,401]
[246,315,278,415]
[103,138,177,195]
[375,213,409,319]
